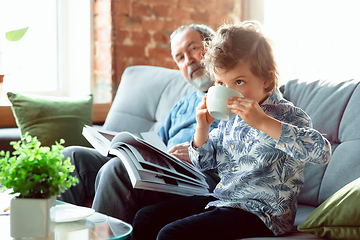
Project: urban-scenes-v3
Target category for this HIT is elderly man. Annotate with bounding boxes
[59,24,220,224]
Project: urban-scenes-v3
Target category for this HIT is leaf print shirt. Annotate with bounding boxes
[188,89,331,236]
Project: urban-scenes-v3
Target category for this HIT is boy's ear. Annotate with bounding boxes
[264,70,275,91]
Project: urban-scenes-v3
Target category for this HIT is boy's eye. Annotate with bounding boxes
[216,82,224,86]
[236,80,244,86]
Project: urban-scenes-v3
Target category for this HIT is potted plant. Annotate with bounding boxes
[0,132,78,238]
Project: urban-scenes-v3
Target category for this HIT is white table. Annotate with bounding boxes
[0,201,132,240]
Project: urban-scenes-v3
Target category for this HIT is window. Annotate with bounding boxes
[0,1,57,94]
[245,0,360,85]
[0,0,93,104]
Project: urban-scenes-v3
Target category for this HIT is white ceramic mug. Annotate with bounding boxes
[206,85,243,121]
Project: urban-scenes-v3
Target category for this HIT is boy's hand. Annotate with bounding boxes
[193,95,214,148]
[227,96,282,140]
[196,94,215,129]
[168,142,192,164]
[227,97,268,129]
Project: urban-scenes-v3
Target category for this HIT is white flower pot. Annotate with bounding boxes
[10,196,56,238]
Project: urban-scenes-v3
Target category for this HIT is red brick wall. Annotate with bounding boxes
[94,0,113,103]
[94,0,243,102]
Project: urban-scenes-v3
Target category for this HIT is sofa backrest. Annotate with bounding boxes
[282,78,360,206]
[103,65,196,134]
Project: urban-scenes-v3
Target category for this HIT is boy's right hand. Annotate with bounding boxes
[194,95,214,148]
[196,94,215,129]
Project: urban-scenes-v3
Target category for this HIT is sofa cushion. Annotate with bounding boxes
[318,140,360,203]
[282,78,357,145]
[103,65,196,134]
[318,80,360,203]
[338,81,360,141]
[7,92,93,148]
[282,78,358,207]
[297,177,360,240]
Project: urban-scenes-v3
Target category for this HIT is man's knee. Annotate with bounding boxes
[95,157,128,189]
[99,157,125,175]
[62,146,88,164]
[63,146,105,171]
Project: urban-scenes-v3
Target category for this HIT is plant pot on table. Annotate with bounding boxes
[10,196,56,238]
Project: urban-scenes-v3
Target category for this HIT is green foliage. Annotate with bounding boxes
[0,133,78,199]
[5,27,29,41]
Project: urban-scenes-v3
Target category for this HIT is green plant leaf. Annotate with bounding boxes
[0,132,78,198]
[5,27,29,41]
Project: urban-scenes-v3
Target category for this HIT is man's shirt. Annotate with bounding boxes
[158,90,219,148]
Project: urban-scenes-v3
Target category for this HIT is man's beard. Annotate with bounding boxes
[187,63,213,92]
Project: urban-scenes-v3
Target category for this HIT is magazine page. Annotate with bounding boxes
[109,147,142,189]
[82,125,209,192]
[82,125,118,156]
[135,171,209,196]
[122,143,207,187]
[115,144,208,188]
[110,131,205,179]
[109,147,208,196]
[83,126,201,177]
[138,131,168,152]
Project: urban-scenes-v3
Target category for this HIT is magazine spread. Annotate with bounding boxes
[82,125,209,196]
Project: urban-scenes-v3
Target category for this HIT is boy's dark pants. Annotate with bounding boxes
[131,195,275,240]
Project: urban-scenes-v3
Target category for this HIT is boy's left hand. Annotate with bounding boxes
[227,97,268,130]
[227,96,282,140]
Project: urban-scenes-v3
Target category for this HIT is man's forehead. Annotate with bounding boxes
[171,28,203,55]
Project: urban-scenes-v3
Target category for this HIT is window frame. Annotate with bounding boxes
[0,0,110,127]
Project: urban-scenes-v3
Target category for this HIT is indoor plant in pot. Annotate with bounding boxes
[0,133,78,238]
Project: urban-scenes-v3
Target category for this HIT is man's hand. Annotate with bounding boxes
[167,142,192,164]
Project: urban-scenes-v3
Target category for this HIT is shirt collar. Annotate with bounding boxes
[260,89,283,112]
[197,90,206,98]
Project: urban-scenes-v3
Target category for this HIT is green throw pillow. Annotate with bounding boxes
[298,177,360,239]
[7,92,93,148]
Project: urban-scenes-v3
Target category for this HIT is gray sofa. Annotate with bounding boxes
[1,65,360,239]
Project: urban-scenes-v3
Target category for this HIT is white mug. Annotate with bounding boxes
[206,85,243,121]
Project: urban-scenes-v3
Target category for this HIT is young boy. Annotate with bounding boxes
[130,21,331,240]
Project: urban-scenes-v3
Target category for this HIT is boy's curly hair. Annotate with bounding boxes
[203,21,279,92]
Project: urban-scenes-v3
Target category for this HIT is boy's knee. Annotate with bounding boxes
[132,207,157,239]
[157,222,183,240]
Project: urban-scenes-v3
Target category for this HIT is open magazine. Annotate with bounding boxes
[82,125,209,196]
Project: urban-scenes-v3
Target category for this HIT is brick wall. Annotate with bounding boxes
[94,0,243,103]
[94,0,113,103]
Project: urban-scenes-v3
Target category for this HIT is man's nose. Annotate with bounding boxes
[184,53,194,65]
